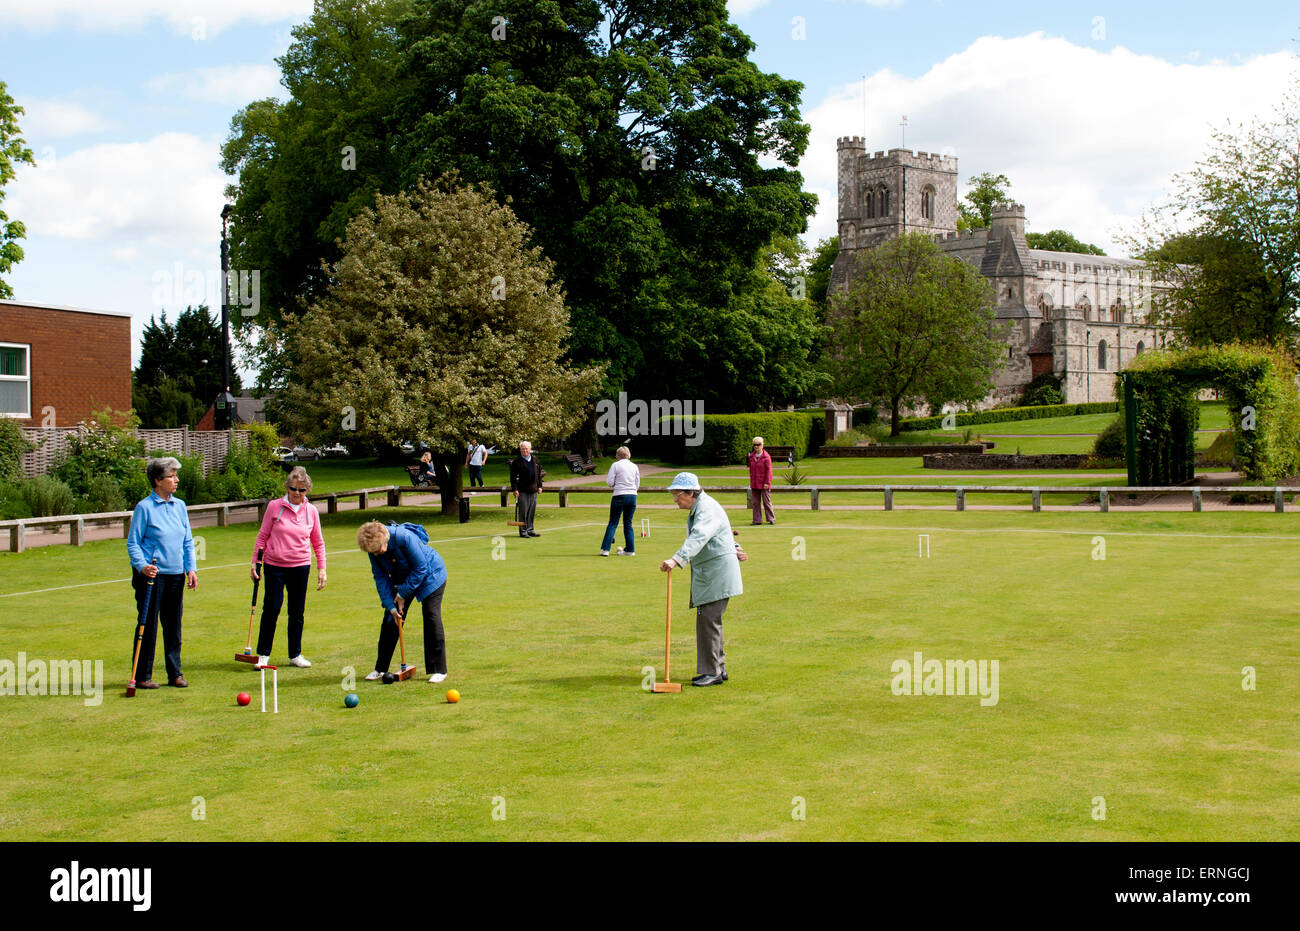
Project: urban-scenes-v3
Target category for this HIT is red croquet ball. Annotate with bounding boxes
[237,692,251,706]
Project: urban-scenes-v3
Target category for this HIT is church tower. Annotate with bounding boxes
[831,139,959,290]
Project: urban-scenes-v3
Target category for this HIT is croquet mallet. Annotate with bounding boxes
[393,602,418,681]
[508,496,525,528]
[236,546,265,663]
[652,569,682,693]
[126,557,159,697]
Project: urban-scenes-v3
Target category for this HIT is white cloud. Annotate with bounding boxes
[800,33,1295,254]
[147,65,284,106]
[15,97,113,138]
[8,132,226,246]
[0,0,312,36]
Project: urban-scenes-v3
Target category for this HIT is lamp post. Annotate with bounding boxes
[215,204,236,430]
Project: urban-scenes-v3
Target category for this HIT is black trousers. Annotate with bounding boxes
[130,570,185,682]
[375,581,447,674]
[256,563,309,658]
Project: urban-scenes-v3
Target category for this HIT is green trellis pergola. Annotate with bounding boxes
[1117,344,1300,486]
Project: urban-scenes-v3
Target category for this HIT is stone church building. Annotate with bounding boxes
[829,137,1173,404]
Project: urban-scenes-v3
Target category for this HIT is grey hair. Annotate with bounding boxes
[285,466,312,493]
[616,446,631,460]
[147,457,182,487]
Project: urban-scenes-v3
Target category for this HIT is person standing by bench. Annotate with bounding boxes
[748,436,775,525]
[600,445,639,556]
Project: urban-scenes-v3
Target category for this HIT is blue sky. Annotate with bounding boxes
[1,0,1296,372]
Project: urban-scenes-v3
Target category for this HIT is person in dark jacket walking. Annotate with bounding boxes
[508,441,544,537]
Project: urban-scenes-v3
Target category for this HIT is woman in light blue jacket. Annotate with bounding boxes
[659,472,745,687]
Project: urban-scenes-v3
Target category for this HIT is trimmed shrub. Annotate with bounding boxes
[22,475,77,517]
[0,481,33,520]
[1093,418,1125,459]
[1019,373,1065,407]
[644,412,824,464]
[0,418,34,484]
[901,401,1119,432]
[50,408,145,498]
[77,475,128,514]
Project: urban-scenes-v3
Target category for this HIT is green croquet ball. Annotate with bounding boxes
[344,693,359,708]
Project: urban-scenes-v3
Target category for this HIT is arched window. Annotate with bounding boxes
[1111,298,1125,323]
[865,188,875,219]
[921,186,935,221]
[1076,295,1091,321]
[879,186,890,217]
[1038,293,1054,321]
[1098,340,1108,370]
[1135,340,1145,356]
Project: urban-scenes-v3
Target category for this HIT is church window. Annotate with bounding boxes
[1098,340,1108,370]
[921,186,935,221]
[1136,340,1146,356]
[879,186,890,217]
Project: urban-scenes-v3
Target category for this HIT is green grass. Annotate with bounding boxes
[1,503,1297,841]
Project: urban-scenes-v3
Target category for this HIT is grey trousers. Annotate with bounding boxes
[695,597,728,676]
[517,491,537,534]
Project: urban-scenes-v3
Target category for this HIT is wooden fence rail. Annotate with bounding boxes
[4,483,1296,553]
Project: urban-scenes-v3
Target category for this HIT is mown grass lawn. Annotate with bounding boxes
[1,503,1296,841]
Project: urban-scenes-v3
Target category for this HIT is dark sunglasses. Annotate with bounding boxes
[288,486,307,493]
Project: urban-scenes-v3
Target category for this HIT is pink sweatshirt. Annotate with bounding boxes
[252,497,327,570]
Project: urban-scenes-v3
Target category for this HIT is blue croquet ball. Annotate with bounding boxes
[344,693,359,708]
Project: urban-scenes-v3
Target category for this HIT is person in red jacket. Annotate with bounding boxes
[747,436,775,525]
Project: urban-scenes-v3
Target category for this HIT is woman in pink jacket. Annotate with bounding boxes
[250,466,327,667]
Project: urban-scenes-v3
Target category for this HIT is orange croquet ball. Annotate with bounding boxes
[446,689,460,703]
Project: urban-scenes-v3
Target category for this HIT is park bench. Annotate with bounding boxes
[404,464,437,488]
[765,445,796,465]
[562,453,597,475]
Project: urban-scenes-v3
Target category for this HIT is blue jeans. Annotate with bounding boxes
[601,495,637,553]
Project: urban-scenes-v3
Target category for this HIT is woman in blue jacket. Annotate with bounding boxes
[356,520,449,684]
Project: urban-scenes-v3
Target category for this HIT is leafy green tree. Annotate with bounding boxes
[1128,84,1300,354]
[0,81,36,299]
[133,306,241,426]
[957,171,1012,231]
[804,235,839,314]
[1025,230,1105,255]
[275,177,602,514]
[221,0,816,410]
[826,232,1005,435]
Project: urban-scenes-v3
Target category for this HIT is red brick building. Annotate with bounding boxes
[0,299,132,427]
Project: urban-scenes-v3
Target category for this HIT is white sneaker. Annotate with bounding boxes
[258,655,270,666]
[429,673,447,683]
[290,655,312,668]
[600,550,610,557]
[617,549,635,556]
[364,670,384,681]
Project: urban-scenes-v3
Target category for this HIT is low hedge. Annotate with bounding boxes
[640,412,825,465]
[900,401,1119,432]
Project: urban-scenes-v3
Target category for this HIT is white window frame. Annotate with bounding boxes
[0,342,31,419]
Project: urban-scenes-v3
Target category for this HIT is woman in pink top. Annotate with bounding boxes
[250,466,327,667]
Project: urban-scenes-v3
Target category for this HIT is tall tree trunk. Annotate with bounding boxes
[432,450,464,516]
[890,396,902,437]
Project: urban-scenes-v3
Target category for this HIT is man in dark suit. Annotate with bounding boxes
[509,441,544,537]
